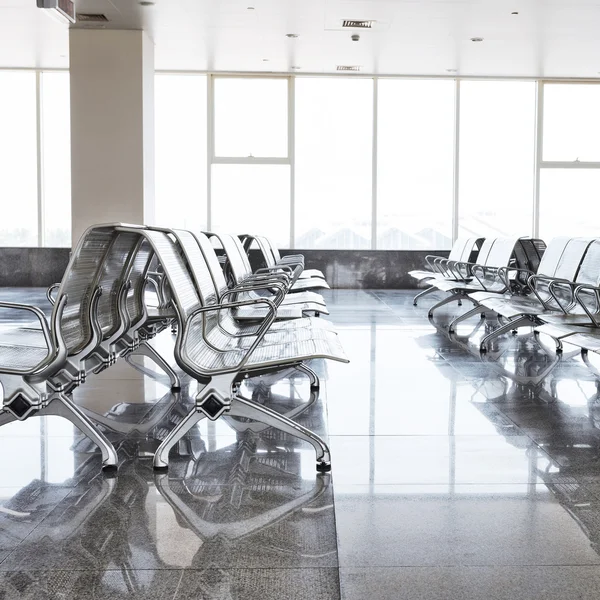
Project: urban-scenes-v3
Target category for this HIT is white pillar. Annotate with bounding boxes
[69,29,155,246]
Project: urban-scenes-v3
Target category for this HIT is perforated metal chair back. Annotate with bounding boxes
[96,231,143,339]
[126,239,155,327]
[54,225,117,355]
[171,229,220,306]
[469,238,496,266]
[482,237,520,268]
[551,238,594,280]
[131,228,202,321]
[193,231,230,299]
[216,233,254,285]
[575,239,600,285]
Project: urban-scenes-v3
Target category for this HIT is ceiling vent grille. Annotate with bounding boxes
[336,65,361,71]
[76,13,109,22]
[342,19,374,29]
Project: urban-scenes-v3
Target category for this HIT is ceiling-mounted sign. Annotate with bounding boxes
[37,0,76,25]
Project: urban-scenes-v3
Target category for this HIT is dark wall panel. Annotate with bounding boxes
[0,248,71,287]
[0,247,449,290]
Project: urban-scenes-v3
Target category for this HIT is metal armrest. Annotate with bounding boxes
[46,283,60,306]
[183,297,277,372]
[573,284,600,327]
[547,279,577,314]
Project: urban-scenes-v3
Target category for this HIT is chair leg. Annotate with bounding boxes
[228,395,331,471]
[153,408,207,469]
[479,315,532,353]
[125,341,181,390]
[226,364,320,434]
[448,304,487,333]
[413,286,436,306]
[428,293,463,319]
[41,393,119,471]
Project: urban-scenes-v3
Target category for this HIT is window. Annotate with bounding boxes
[539,170,600,239]
[214,78,288,158]
[41,72,71,247]
[211,164,290,246]
[458,81,536,238]
[377,79,455,249]
[0,71,38,246]
[543,84,600,162]
[295,78,373,249]
[210,77,291,246]
[155,74,207,231]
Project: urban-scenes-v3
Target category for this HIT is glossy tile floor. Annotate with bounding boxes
[3,288,600,598]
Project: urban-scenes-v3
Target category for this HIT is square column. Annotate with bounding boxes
[69,29,155,246]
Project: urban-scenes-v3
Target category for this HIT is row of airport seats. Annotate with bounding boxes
[411,235,600,362]
[0,224,348,473]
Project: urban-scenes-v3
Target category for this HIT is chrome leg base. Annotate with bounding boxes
[413,286,436,306]
[317,460,332,472]
[229,395,331,465]
[153,408,207,469]
[41,394,119,470]
[125,341,181,390]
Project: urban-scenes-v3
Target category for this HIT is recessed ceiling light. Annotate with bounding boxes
[247,6,255,9]
[286,33,299,38]
[446,69,457,73]
[139,1,154,5]
[470,37,484,42]
[291,66,302,70]
[262,58,269,62]
[511,11,519,15]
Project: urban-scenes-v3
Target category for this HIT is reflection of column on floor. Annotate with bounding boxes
[369,321,376,493]
[528,443,539,497]
[449,378,457,495]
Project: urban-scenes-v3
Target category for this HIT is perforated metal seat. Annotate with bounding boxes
[115,226,349,473]
[205,232,330,316]
[0,224,148,471]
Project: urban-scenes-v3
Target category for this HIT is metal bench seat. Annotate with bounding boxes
[0,343,50,370]
[114,226,348,473]
[0,224,151,471]
[427,237,522,320]
[205,232,329,317]
[464,238,599,351]
[409,237,485,305]
[171,229,337,338]
[240,234,327,282]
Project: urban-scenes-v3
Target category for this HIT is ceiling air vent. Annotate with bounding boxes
[342,20,374,29]
[76,13,109,22]
[336,65,361,71]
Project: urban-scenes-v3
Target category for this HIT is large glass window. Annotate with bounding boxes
[41,72,71,247]
[155,74,208,231]
[539,170,600,239]
[214,78,288,158]
[458,81,536,238]
[543,84,600,162]
[377,79,455,249]
[211,164,290,247]
[0,72,38,246]
[295,78,373,249]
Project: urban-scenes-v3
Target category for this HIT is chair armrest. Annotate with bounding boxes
[547,279,578,314]
[183,297,277,372]
[46,283,60,306]
[573,284,600,327]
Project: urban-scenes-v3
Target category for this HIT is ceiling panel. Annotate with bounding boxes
[1,0,600,77]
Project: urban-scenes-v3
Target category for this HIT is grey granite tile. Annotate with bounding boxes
[340,566,600,600]
[0,567,340,599]
[335,484,600,567]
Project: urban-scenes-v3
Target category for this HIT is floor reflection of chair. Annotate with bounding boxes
[156,430,334,561]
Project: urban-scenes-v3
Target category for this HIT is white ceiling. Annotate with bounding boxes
[3,0,600,78]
